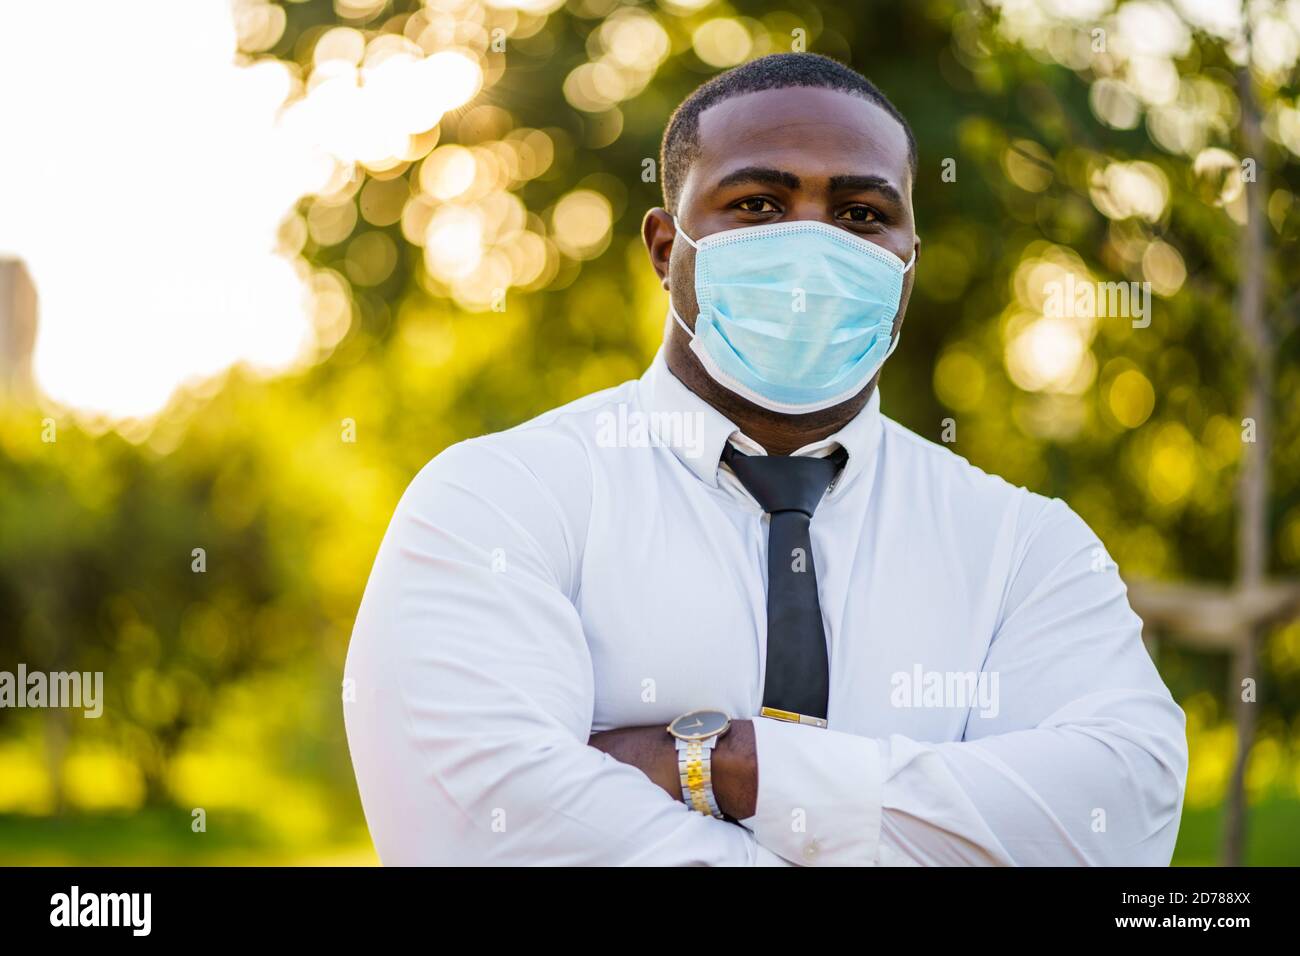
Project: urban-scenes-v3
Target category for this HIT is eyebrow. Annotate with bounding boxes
[713,167,904,205]
[828,174,903,205]
[714,166,801,191]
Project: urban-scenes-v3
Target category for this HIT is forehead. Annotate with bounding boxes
[689,86,911,191]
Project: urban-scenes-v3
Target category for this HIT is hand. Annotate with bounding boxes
[588,720,758,820]
[587,725,680,801]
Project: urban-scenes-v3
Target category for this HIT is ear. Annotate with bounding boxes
[642,207,676,291]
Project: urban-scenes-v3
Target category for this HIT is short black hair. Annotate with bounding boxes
[659,52,917,213]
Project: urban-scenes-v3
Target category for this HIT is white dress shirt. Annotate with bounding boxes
[343,347,1188,866]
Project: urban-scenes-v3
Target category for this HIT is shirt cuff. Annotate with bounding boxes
[737,716,883,866]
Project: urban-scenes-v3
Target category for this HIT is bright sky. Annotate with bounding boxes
[0,1,335,419]
[0,0,483,421]
[0,0,330,418]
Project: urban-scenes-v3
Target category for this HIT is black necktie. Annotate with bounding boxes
[722,443,848,727]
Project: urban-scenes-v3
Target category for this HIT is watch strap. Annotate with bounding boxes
[677,737,724,819]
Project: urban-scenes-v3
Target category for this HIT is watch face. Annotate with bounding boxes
[670,709,730,740]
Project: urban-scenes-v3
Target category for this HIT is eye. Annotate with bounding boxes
[733,196,780,214]
[839,204,883,225]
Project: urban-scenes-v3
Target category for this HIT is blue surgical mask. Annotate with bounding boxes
[669,219,915,413]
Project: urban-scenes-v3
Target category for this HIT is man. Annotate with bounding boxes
[343,53,1187,866]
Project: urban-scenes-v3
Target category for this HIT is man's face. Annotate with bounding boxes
[644,85,919,419]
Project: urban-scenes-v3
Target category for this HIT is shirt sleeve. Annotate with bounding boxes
[737,497,1188,866]
[343,435,773,866]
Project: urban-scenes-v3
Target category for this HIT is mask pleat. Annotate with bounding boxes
[679,220,909,410]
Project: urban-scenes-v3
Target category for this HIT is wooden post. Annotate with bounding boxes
[1222,51,1271,867]
[0,257,38,401]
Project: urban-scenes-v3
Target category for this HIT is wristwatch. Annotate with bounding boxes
[667,709,731,819]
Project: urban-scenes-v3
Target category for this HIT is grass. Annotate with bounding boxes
[1172,794,1300,866]
[1,796,1297,865]
[0,808,377,866]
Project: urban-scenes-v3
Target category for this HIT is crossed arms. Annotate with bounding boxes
[343,441,1187,866]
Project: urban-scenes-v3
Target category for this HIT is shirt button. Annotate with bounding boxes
[803,839,820,862]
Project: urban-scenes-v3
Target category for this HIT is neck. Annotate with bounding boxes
[665,334,876,456]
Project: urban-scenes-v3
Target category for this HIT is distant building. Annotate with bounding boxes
[0,257,37,400]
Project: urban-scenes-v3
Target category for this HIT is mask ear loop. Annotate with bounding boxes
[672,216,700,250]
[669,216,701,338]
[671,303,694,339]
[880,248,917,361]
[882,322,904,363]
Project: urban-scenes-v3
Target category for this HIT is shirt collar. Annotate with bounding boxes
[637,347,884,495]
